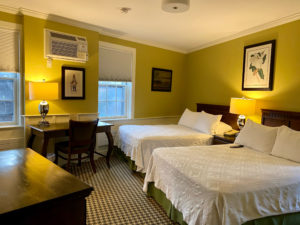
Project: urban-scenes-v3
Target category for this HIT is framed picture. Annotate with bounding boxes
[242,40,276,91]
[151,68,172,92]
[62,66,85,99]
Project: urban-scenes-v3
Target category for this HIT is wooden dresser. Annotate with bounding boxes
[0,148,93,225]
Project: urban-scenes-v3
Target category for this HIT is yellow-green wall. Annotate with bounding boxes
[99,34,186,118]
[0,11,22,24]
[2,10,300,119]
[186,20,300,116]
[2,13,186,118]
[23,16,99,114]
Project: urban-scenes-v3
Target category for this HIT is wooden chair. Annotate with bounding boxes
[54,119,99,173]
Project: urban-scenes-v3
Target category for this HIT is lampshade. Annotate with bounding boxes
[29,82,59,100]
[230,97,256,116]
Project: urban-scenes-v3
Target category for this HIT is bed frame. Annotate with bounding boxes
[197,103,238,130]
[261,109,300,130]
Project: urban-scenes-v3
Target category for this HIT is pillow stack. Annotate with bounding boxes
[178,108,225,135]
[271,126,300,163]
[235,119,300,163]
[234,119,278,153]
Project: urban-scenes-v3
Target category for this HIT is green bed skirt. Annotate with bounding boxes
[114,147,145,178]
[147,182,300,225]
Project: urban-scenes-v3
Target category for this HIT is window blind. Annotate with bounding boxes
[99,47,132,82]
[0,28,20,72]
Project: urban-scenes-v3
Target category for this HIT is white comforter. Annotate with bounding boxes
[116,125,212,173]
[143,145,300,225]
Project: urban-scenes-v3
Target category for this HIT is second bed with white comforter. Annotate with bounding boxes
[116,124,213,173]
[143,145,300,225]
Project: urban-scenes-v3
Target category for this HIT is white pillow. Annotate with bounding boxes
[234,119,278,153]
[215,122,233,135]
[178,108,201,129]
[193,111,222,135]
[271,126,300,163]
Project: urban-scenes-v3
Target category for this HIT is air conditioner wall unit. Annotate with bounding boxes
[44,29,88,62]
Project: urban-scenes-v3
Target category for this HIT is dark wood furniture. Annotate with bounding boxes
[0,148,93,225]
[213,134,236,144]
[197,103,239,130]
[27,121,114,168]
[55,119,99,172]
[261,109,300,131]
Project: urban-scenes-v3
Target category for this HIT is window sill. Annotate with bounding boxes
[99,117,131,122]
[0,124,23,129]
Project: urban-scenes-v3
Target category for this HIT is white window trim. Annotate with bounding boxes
[0,75,20,126]
[99,41,136,119]
[0,20,22,127]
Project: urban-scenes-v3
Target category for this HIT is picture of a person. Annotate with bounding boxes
[71,74,78,92]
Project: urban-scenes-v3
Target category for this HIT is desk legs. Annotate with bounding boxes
[41,135,50,157]
[105,131,114,168]
[27,133,35,149]
[27,131,48,158]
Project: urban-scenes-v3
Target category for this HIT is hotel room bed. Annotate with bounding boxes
[143,109,300,225]
[116,124,212,173]
[115,104,238,173]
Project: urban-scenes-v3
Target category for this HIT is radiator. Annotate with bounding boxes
[0,138,24,150]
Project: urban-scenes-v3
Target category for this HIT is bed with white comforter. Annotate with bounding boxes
[116,124,213,173]
[143,145,300,225]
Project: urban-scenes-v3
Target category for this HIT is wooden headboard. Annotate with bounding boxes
[261,109,300,131]
[197,103,238,130]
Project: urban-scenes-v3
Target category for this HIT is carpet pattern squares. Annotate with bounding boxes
[70,156,176,225]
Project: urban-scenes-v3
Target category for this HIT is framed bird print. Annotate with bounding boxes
[242,40,276,91]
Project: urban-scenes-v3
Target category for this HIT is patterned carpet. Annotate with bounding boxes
[70,155,176,225]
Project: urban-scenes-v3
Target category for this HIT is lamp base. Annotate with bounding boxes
[237,115,246,130]
[39,120,50,126]
[39,100,50,126]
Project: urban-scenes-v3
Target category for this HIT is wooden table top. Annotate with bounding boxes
[29,121,113,132]
[0,148,93,215]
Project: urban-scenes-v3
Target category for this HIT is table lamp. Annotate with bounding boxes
[230,97,256,129]
[29,81,59,126]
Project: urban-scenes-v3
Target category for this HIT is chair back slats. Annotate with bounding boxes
[69,119,99,152]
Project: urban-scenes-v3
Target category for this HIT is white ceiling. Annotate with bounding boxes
[1,0,300,53]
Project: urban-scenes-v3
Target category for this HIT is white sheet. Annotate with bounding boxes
[116,125,212,173]
[143,145,300,225]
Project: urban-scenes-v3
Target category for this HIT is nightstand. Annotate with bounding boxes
[213,134,236,145]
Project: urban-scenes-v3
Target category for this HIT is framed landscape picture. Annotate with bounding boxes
[62,66,85,99]
[151,68,172,92]
[242,40,276,91]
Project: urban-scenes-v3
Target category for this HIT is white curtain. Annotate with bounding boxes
[99,47,132,82]
[0,28,20,72]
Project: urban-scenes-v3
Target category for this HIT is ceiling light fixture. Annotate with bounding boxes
[120,7,131,14]
[162,0,190,13]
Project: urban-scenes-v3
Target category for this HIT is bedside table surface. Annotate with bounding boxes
[213,134,236,144]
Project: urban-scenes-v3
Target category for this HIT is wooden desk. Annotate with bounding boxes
[27,121,114,168]
[0,148,93,225]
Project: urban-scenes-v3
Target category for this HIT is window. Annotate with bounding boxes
[98,42,136,119]
[98,81,132,119]
[0,72,20,125]
[0,24,21,127]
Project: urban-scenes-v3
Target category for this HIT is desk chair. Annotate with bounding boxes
[54,119,99,173]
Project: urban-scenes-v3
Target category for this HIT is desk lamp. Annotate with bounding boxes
[230,97,256,129]
[29,81,59,126]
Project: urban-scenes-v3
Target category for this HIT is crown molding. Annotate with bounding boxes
[188,12,300,53]
[0,4,299,54]
[0,4,19,14]
[12,7,187,53]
